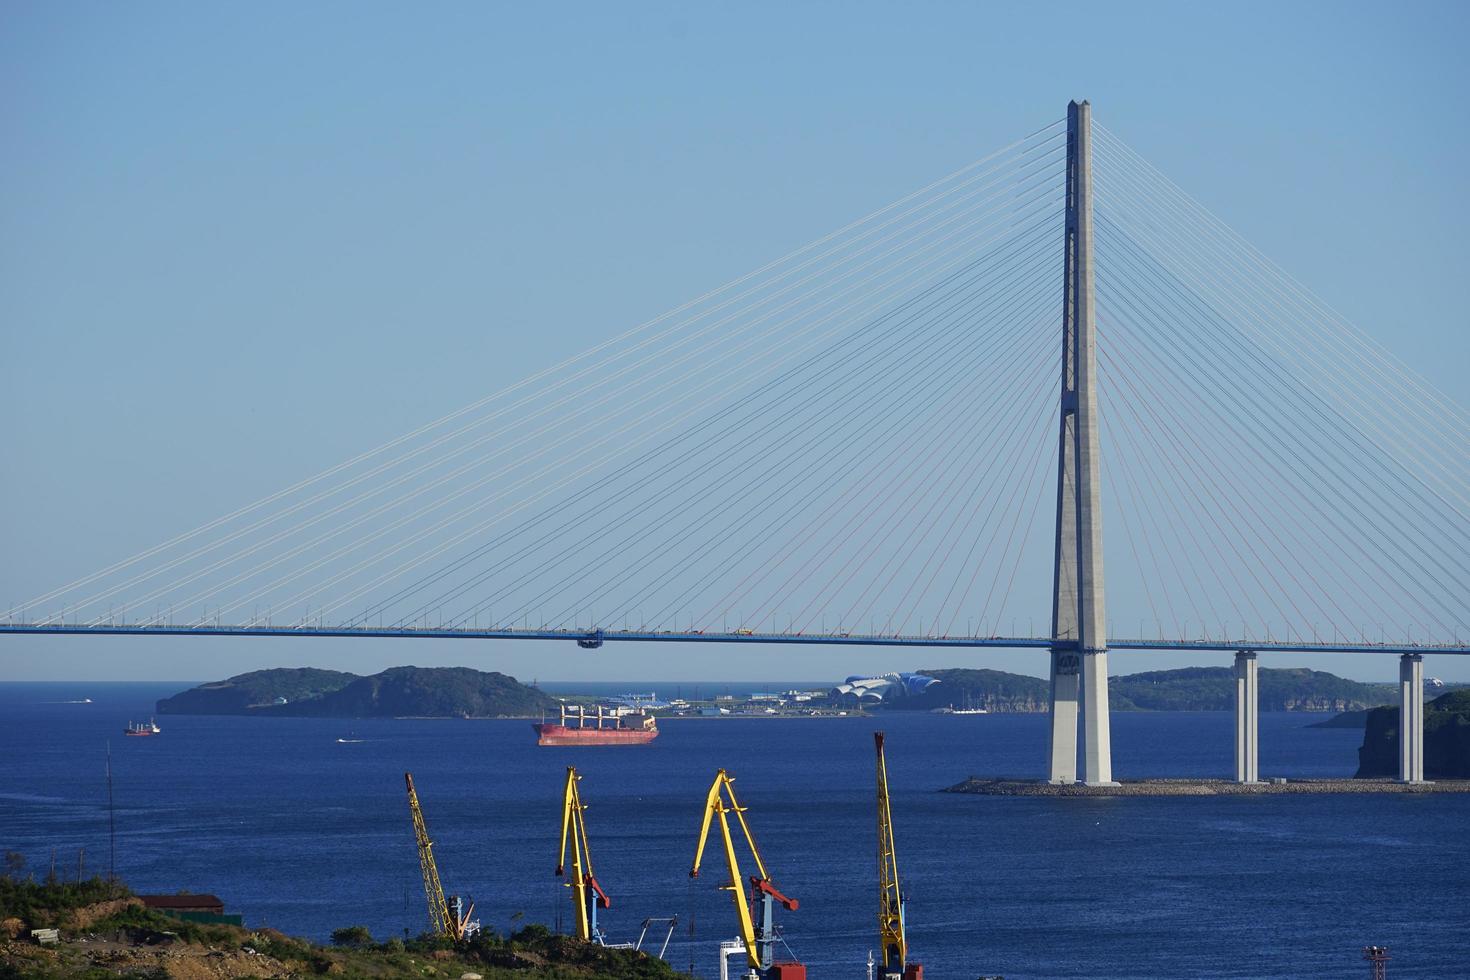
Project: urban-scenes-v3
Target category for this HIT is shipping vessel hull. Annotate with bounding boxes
[533,723,658,746]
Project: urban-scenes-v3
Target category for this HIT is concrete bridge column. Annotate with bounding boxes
[1048,649,1080,784]
[1047,100,1114,787]
[1081,650,1113,785]
[1399,653,1424,783]
[1233,650,1258,783]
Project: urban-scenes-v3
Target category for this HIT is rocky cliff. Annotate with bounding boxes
[1356,689,1470,779]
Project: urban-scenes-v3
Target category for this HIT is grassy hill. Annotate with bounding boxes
[883,665,1395,713]
[157,666,558,719]
[0,874,682,979]
[1110,666,1392,712]
[155,667,357,713]
[906,668,1049,711]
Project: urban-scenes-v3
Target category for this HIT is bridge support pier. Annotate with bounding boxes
[1046,100,1113,787]
[1048,650,1080,784]
[1233,650,1258,783]
[1080,650,1113,784]
[1399,653,1424,783]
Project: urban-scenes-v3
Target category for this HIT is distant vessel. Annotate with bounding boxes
[932,695,988,715]
[533,703,658,746]
[124,718,161,736]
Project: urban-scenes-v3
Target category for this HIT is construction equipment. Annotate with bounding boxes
[634,916,679,958]
[690,769,802,980]
[556,766,612,943]
[404,772,477,941]
[875,733,921,980]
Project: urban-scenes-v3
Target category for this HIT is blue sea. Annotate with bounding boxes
[1,681,1466,979]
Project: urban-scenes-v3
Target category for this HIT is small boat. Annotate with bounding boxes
[933,694,988,715]
[336,737,365,744]
[124,718,161,736]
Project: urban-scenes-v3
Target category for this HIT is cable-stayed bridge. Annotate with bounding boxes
[5,102,1466,785]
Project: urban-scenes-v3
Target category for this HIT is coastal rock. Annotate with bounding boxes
[1356,689,1470,778]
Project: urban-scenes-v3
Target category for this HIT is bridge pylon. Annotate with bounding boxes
[1047,100,1115,786]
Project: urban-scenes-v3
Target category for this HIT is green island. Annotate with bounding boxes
[0,873,681,980]
[158,664,1448,721]
[1356,689,1470,779]
[891,665,1400,713]
[156,667,558,719]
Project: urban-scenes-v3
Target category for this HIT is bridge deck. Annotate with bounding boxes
[0,623,1463,656]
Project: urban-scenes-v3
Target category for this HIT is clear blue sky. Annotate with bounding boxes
[2,1,1466,682]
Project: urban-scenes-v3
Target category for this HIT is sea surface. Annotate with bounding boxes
[1,681,1466,979]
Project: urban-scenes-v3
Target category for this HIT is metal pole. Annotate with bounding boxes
[107,741,116,882]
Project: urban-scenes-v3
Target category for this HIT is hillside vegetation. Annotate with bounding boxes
[907,668,1049,711]
[889,665,1394,713]
[1,874,682,980]
[1357,689,1470,778]
[155,667,358,713]
[158,666,557,719]
[1110,666,1391,712]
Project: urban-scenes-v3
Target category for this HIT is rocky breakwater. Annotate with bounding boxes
[944,777,1470,796]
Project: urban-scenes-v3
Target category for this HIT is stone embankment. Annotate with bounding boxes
[944,777,1470,796]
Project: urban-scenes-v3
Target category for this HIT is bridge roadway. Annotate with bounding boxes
[0,621,1464,656]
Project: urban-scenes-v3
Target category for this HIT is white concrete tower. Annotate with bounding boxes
[1399,653,1424,783]
[1048,100,1114,785]
[1234,650,1259,783]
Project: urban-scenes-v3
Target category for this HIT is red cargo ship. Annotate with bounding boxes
[533,703,658,746]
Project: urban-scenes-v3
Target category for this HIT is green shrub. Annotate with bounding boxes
[510,922,552,944]
[330,924,373,947]
[0,874,131,927]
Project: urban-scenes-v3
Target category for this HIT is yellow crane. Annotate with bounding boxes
[556,766,611,943]
[404,772,475,941]
[690,769,802,978]
[875,732,918,980]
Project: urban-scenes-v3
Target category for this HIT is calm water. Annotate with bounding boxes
[1,682,1466,979]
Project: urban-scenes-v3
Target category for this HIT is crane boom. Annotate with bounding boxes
[690,769,798,975]
[875,733,913,979]
[405,772,474,941]
[556,767,611,943]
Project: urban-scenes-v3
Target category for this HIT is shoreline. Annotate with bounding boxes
[944,777,1470,796]
[287,713,861,720]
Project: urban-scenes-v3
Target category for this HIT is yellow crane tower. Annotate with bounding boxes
[875,733,919,980]
[690,769,803,979]
[404,772,475,941]
[556,766,612,943]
